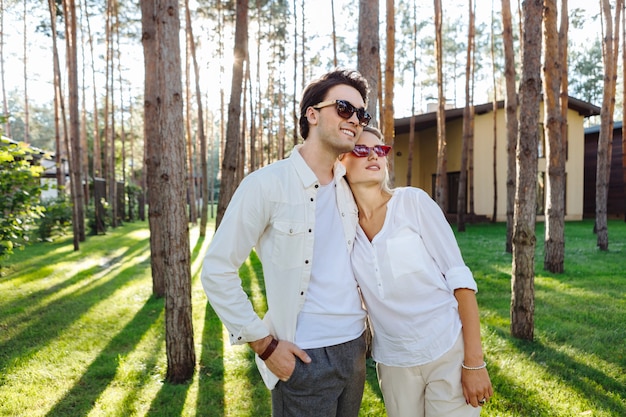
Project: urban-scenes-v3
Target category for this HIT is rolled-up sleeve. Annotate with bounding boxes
[414,189,478,293]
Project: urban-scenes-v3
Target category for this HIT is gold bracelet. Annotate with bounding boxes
[461,361,487,370]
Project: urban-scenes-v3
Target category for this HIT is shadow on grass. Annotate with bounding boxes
[45,295,163,417]
[0,243,151,377]
[0,221,149,288]
[0,228,149,315]
[194,302,225,417]
[145,377,192,417]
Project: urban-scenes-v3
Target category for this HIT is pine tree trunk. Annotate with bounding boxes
[141,0,195,383]
[358,0,379,126]
[511,0,542,341]
[543,0,565,273]
[458,0,474,231]
[22,0,29,143]
[596,0,623,250]
[405,0,417,187]
[48,0,68,190]
[185,0,208,236]
[383,0,395,185]
[63,0,86,247]
[502,0,518,253]
[183,18,197,225]
[141,0,165,297]
[491,2,497,224]
[1,1,11,137]
[434,0,447,212]
[216,0,248,228]
[83,0,101,181]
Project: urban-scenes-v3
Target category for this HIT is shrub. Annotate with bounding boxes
[37,193,73,241]
[0,139,45,260]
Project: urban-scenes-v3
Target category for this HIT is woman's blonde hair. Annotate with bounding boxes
[359,126,394,195]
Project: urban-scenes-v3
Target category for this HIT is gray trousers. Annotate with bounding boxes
[271,333,367,417]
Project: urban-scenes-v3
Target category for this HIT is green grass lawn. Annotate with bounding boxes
[0,218,625,416]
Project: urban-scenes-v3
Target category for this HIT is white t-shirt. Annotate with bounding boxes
[296,179,366,349]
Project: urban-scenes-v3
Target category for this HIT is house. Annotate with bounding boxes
[583,122,625,219]
[393,97,601,222]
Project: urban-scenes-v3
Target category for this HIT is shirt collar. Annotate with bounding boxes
[289,145,345,188]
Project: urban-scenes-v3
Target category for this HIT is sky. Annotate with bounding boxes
[1,0,603,122]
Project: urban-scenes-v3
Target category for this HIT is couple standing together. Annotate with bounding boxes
[200,69,493,417]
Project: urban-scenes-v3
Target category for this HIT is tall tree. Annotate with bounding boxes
[140,0,195,383]
[184,31,197,224]
[331,0,338,67]
[1,0,10,137]
[623,0,626,222]
[63,0,86,248]
[503,0,519,253]
[48,0,68,190]
[542,0,565,273]
[185,0,209,236]
[405,0,418,187]
[458,0,475,231]
[491,1,498,224]
[216,0,248,228]
[434,0,447,212]
[358,0,379,126]
[383,0,395,184]
[141,0,165,297]
[291,0,298,149]
[22,0,29,143]
[83,0,101,181]
[596,0,623,250]
[511,0,542,341]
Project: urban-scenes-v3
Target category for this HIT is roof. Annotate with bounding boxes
[394,96,601,135]
[584,121,623,135]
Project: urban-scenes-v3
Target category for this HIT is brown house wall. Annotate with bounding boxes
[583,129,626,218]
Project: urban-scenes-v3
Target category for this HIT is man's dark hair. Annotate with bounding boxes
[298,69,369,140]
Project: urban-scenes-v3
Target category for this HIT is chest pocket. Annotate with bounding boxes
[387,233,432,280]
[271,221,308,270]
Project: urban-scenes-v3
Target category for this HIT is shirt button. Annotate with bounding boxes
[315,184,319,188]
[308,229,312,233]
[300,291,304,296]
[305,259,309,264]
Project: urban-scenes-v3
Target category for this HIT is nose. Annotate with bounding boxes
[347,111,360,126]
[367,148,378,160]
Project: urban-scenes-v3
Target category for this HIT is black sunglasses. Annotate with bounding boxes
[312,99,371,127]
[351,144,392,158]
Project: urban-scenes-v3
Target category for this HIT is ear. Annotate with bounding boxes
[306,106,319,126]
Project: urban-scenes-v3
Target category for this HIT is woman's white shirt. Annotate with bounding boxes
[351,187,478,367]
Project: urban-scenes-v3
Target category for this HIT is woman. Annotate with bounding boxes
[340,126,493,417]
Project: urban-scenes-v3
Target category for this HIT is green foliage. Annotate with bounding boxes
[0,138,45,260]
[36,192,73,241]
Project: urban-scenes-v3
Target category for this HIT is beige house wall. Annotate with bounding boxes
[392,107,586,222]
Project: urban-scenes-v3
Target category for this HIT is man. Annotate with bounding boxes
[201,69,371,416]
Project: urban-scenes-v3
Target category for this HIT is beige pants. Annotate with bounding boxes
[376,334,482,417]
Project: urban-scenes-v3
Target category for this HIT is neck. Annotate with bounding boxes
[299,141,339,184]
[351,183,391,220]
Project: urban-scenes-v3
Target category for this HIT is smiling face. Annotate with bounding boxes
[341,129,389,187]
[306,84,366,155]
